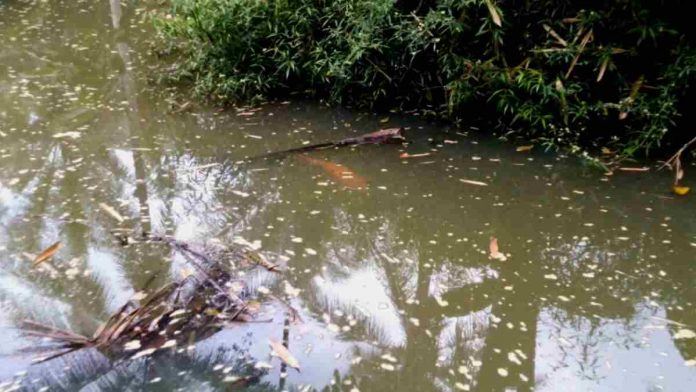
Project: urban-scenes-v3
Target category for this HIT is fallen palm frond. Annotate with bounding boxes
[19,233,285,365]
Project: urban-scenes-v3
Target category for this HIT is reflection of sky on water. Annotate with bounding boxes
[0,0,695,390]
[536,305,696,391]
[314,268,407,347]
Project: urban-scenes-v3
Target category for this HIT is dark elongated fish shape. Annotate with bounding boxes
[253,127,405,160]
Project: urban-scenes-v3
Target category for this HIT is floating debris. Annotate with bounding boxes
[269,339,301,371]
[99,203,125,223]
[618,166,649,172]
[400,152,431,159]
[19,232,286,366]
[460,179,488,186]
[489,237,507,261]
[32,242,61,267]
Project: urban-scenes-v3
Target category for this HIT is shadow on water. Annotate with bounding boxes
[0,0,695,391]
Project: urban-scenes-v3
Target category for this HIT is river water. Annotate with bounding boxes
[1,1,695,391]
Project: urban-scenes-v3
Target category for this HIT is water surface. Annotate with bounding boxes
[1,1,695,391]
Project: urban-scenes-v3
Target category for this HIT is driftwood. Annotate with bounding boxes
[251,127,406,160]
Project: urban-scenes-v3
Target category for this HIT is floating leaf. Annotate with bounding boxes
[269,339,301,371]
[674,329,696,339]
[379,117,390,123]
[618,166,649,172]
[33,242,61,267]
[171,101,192,114]
[460,179,488,186]
[673,186,690,196]
[601,147,612,155]
[516,145,533,152]
[99,203,124,223]
[246,250,279,272]
[484,0,502,27]
[400,152,431,159]
[489,237,507,261]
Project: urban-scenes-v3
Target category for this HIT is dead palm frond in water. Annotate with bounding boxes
[18,234,278,364]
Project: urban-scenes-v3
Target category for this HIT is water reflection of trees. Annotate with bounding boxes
[1,1,695,391]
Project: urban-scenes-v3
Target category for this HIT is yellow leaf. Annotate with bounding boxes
[673,186,690,196]
[180,267,195,280]
[379,117,390,124]
[601,147,612,155]
[33,242,61,267]
[484,0,502,27]
[269,339,301,371]
[516,145,534,152]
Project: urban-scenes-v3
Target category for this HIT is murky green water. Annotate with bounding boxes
[1,1,695,391]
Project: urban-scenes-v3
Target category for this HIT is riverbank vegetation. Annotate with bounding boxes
[155,0,696,163]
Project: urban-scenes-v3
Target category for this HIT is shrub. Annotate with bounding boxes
[156,0,696,161]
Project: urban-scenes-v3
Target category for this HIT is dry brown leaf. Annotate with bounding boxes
[619,76,644,120]
[171,101,192,114]
[246,251,279,272]
[543,24,568,47]
[516,145,534,152]
[460,179,488,186]
[597,58,609,82]
[484,0,502,27]
[269,339,301,371]
[565,30,593,79]
[99,203,124,223]
[672,156,684,185]
[618,166,649,172]
[489,237,507,261]
[601,147,612,155]
[33,242,61,267]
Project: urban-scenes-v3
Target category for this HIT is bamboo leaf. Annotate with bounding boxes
[565,30,593,79]
[459,179,488,186]
[269,339,301,371]
[543,24,567,46]
[597,58,609,82]
[33,242,61,267]
[485,0,502,27]
[99,203,124,223]
[618,166,649,172]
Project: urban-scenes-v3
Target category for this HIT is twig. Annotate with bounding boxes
[659,136,696,170]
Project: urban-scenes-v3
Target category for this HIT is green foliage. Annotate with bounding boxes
[156,0,696,160]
